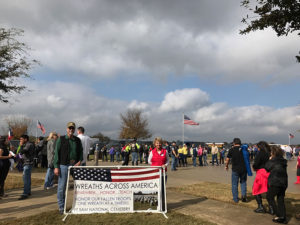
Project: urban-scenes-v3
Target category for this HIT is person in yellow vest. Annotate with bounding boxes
[122,143,130,166]
[125,138,140,166]
[182,144,188,167]
[178,145,184,167]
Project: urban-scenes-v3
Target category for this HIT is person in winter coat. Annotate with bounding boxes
[252,141,271,214]
[294,153,300,184]
[0,136,13,198]
[18,134,35,200]
[44,132,58,190]
[265,145,288,224]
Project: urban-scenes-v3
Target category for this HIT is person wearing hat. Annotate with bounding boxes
[54,122,83,214]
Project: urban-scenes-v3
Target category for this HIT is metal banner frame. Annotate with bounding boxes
[62,166,167,221]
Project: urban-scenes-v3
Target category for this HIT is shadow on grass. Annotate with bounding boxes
[285,197,300,217]
[0,201,56,220]
[168,196,208,210]
[1,186,57,204]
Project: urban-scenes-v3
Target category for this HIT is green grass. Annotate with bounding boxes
[0,210,216,225]
[168,181,300,217]
[5,173,45,190]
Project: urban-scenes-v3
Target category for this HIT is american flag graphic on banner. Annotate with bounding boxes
[72,167,160,182]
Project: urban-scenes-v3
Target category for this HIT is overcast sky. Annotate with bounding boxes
[1,0,299,144]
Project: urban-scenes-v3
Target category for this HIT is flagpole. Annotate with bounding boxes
[288,134,290,146]
[182,113,184,145]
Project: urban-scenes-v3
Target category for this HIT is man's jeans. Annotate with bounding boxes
[192,157,197,166]
[131,152,138,164]
[57,165,70,210]
[23,165,32,196]
[171,155,177,170]
[286,152,291,160]
[231,171,247,202]
[110,154,114,162]
[139,152,144,163]
[212,154,219,165]
[198,155,203,166]
[44,167,54,188]
[116,152,120,162]
[203,155,208,166]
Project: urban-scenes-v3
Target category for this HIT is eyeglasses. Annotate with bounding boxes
[68,127,75,130]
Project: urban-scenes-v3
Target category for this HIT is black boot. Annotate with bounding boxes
[254,204,265,213]
[241,196,247,202]
[272,217,287,224]
[254,195,265,213]
[0,185,4,197]
[268,205,275,215]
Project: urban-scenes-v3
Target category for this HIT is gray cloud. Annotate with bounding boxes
[1,1,299,144]
[1,0,241,33]
[0,0,298,83]
[0,83,299,144]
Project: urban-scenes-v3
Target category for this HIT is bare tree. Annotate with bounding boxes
[4,116,32,139]
[119,109,152,140]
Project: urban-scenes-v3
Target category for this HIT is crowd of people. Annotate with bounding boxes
[0,126,300,222]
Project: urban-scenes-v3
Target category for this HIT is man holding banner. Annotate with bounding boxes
[54,122,83,214]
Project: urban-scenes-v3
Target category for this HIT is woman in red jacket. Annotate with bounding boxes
[148,137,169,211]
[148,137,169,169]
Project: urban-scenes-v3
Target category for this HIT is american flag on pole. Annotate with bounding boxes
[184,115,199,125]
[37,120,46,134]
[72,167,160,182]
[8,128,13,140]
[289,133,295,139]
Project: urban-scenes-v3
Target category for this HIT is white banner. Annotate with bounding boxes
[69,167,161,214]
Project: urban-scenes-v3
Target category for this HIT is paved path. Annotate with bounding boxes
[0,160,299,224]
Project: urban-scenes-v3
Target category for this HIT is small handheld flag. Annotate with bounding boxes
[8,128,13,140]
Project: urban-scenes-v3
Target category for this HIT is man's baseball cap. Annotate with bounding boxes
[67,122,76,128]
